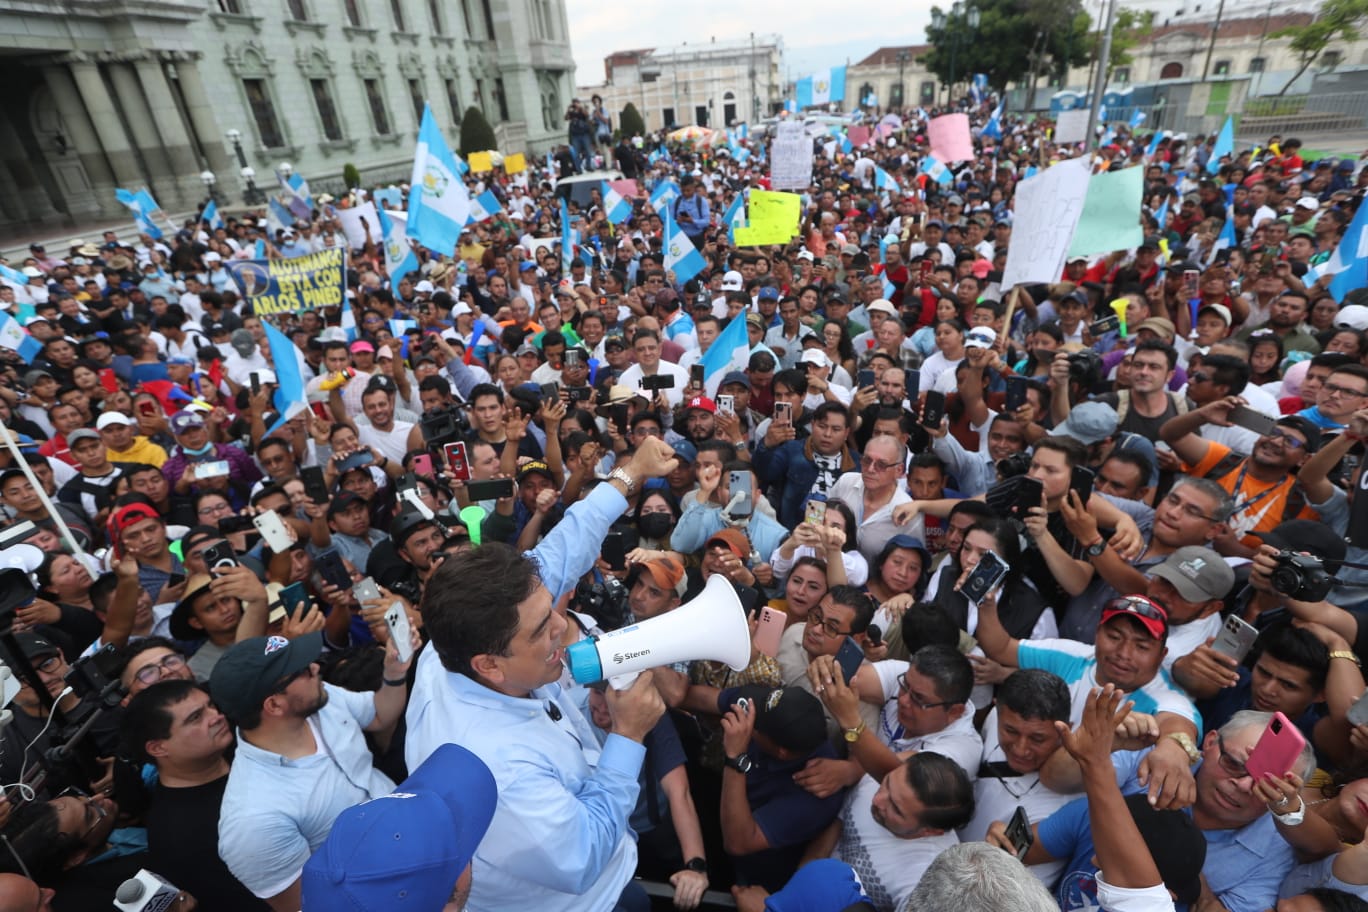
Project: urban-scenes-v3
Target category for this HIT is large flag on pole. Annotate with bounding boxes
[662,206,706,286]
[795,66,847,108]
[115,188,165,239]
[278,172,314,220]
[699,309,752,396]
[602,180,633,224]
[1206,117,1234,174]
[377,208,419,284]
[407,103,472,256]
[201,200,223,231]
[559,197,575,271]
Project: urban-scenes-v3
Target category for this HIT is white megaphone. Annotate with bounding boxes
[567,574,751,685]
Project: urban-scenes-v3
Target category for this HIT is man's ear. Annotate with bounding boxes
[469,652,505,686]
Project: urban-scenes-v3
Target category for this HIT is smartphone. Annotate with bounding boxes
[467,478,515,501]
[166,571,186,589]
[1210,614,1259,663]
[198,459,230,479]
[310,401,331,421]
[1005,806,1034,859]
[539,382,560,403]
[919,259,934,281]
[921,390,946,428]
[858,369,876,389]
[278,581,309,620]
[691,364,705,388]
[611,403,629,436]
[1071,466,1095,504]
[411,453,434,477]
[1011,476,1044,518]
[201,541,238,577]
[1229,405,1277,437]
[1184,269,1201,299]
[866,623,883,647]
[961,550,1010,605]
[444,441,470,481]
[1089,314,1120,336]
[774,401,793,425]
[314,547,352,591]
[139,400,156,417]
[99,368,119,394]
[217,514,254,535]
[640,374,676,391]
[337,450,374,473]
[1260,250,1277,273]
[835,636,864,684]
[385,602,415,663]
[1246,711,1308,781]
[728,469,754,518]
[249,372,261,395]
[805,496,827,525]
[564,348,583,367]
[904,369,921,403]
[718,394,735,415]
[301,465,329,505]
[252,510,294,553]
[754,605,786,658]
[351,576,381,605]
[601,531,627,571]
[1005,375,1029,412]
[1348,692,1368,727]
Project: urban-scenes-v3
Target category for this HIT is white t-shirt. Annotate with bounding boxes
[1095,875,1176,912]
[870,659,983,775]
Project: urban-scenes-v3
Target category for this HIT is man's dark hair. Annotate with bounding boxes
[111,636,185,683]
[1200,353,1250,395]
[1034,435,1087,468]
[469,382,504,405]
[773,368,808,395]
[123,679,206,765]
[909,452,946,474]
[811,401,850,428]
[1101,450,1155,489]
[1331,364,1368,390]
[1310,351,1354,371]
[826,584,875,634]
[903,752,975,830]
[899,602,961,654]
[695,439,735,463]
[250,483,291,508]
[418,374,453,396]
[909,644,973,705]
[256,436,291,459]
[947,499,995,524]
[997,669,1072,722]
[542,330,567,350]
[0,801,72,883]
[423,543,541,676]
[1133,337,1178,370]
[747,351,777,373]
[631,329,660,346]
[1254,622,1330,693]
[323,340,349,356]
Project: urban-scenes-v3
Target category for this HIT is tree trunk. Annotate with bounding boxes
[1276,53,1318,96]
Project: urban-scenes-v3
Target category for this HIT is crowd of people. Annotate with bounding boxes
[0,93,1365,912]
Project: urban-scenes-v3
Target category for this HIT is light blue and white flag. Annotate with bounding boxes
[266,198,293,236]
[115,188,164,239]
[920,156,952,186]
[407,103,472,257]
[0,263,27,290]
[650,180,682,214]
[0,310,42,362]
[1129,109,1147,130]
[201,200,223,231]
[559,197,575,271]
[970,74,988,105]
[982,103,1004,141]
[466,189,503,223]
[699,306,752,395]
[874,166,901,195]
[262,320,308,432]
[602,181,633,224]
[278,172,314,220]
[795,66,847,108]
[1322,200,1368,302]
[1147,130,1164,157]
[1207,214,1238,265]
[662,206,706,286]
[1207,117,1234,174]
[377,208,419,284]
[722,192,747,242]
[1154,195,1170,231]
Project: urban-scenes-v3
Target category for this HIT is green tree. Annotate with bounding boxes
[1109,10,1156,79]
[459,106,497,157]
[342,163,361,190]
[619,102,645,138]
[922,0,1092,95]
[1272,0,1368,94]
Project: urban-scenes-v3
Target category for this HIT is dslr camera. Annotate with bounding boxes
[1269,551,1335,602]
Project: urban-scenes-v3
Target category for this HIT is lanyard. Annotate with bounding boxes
[1230,460,1292,516]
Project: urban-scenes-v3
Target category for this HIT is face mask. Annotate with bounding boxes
[638,513,673,541]
[183,442,214,458]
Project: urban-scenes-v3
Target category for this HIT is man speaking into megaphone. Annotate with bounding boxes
[406,437,680,912]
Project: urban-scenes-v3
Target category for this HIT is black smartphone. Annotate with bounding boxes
[1071,465,1095,504]
[467,478,515,500]
[601,531,627,570]
[1005,806,1033,859]
[201,541,238,577]
[1229,404,1277,437]
[166,572,186,589]
[217,514,255,535]
[612,403,629,436]
[314,547,352,591]
[249,373,261,395]
[301,465,329,505]
[961,551,1010,605]
[835,636,864,684]
[539,382,560,403]
[277,581,309,620]
[1005,375,1029,412]
[640,374,676,392]
[857,369,876,389]
[903,369,920,402]
[691,364,705,387]
[1011,476,1044,518]
[921,390,946,428]
[1089,314,1120,336]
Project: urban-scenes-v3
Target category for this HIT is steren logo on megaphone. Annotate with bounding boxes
[613,649,651,665]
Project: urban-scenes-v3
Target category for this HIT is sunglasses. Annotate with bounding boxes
[1104,595,1167,625]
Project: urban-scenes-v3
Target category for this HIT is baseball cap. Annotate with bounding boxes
[95,412,132,431]
[795,250,815,262]
[209,632,324,724]
[327,490,368,518]
[167,355,195,367]
[516,460,555,484]
[745,313,766,331]
[627,556,688,599]
[301,744,497,911]
[1148,547,1235,603]
[757,286,780,302]
[728,685,828,754]
[1099,595,1168,640]
[765,859,872,912]
[1275,415,1322,453]
[169,411,206,434]
[1134,317,1176,342]
[66,428,99,447]
[706,528,750,559]
[866,299,897,317]
[21,369,53,386]
[840,244,860,257]
[1050,401,1118,446]
[799,349,830,368]
[519,260,537,272]
[671,440,697,464]
[414,280,436,294]
[168,574,217,640]
[1335,304,1368,330]
[1296,196,1321,211]
[390,509,436,549]
[1197,303,1233,326]
[13,632,61,662]
[1066,254,1090,265]
[719,370,752,391]
[964,326,996,350]
[350,340,375,354]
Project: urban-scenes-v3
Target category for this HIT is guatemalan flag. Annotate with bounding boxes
[466,190,503,223]
[602,180,633,224]
[970,74,988,105]
[981,104,1004,141]
[699,308,752,396]
[722,192,747,242]
[920,156,952,186]
[0,310,42,362]
[873,166,901,195]
[1316,198,1368,302]
[662,206,706,286]
[278,172,314,220]
[795,66,847,108]
[377,208,419,284]
[650,180,682,214]
[559,197,575,271]
[1207,117,1234,175]
[115,188,165,239]
[407,103,472,256]
[201,199,223,231]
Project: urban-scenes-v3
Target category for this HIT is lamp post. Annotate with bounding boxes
[225,129,264,205]
[896,49,910,110]
[199,170,217,203]
[277,161,293,181]
[933,3,979,107]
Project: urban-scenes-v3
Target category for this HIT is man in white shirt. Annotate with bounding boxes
[618,329,690,407]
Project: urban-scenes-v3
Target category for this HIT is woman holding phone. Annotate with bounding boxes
[925,518,1055,641]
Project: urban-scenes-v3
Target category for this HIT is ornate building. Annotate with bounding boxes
[0,0,576,233]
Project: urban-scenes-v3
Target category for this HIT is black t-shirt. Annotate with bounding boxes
[1094,391,1181,442]
[145,775,271,912]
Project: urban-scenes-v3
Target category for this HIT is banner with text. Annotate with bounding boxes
[225,248,347,315]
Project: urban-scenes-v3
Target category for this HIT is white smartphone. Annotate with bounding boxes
[384,601,414,664]
[251,510,294,553]
[718,394,735,415]
[1210,614,1259,663]
[351,576,381,605]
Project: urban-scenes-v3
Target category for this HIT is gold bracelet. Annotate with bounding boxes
[1164,731,1200,763]
[1330,650,1362,667]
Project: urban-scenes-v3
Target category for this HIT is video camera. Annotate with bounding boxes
[419,403,469,448]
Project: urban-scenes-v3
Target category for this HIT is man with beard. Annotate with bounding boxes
[1236,289,1321,355]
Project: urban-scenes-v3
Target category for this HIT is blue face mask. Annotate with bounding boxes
[184,442,214,458]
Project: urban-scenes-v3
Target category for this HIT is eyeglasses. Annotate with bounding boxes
[896,674,956,710]
[32,655,61,675]
[807,606,852,638]
[1265,429,1307,450]
[1161,492,1217,522]
[1323,382,1368,399]
[861,456,899,473]
[1214,733,1251,779]
[270,664,314,696]
[197,501,233,516]
[1188,372,1211,384]
[133,653,188,686]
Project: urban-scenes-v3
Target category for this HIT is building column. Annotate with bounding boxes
[106,56,177,205]
[133,54,201,205]
[0,105,55,226]
[172,55,234,179]
[62,54,143,189]
[41,64,121,219]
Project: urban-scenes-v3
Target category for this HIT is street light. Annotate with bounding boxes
[199,170,217,203]
[896,49,910,110]
[934,2,979,107]
[277,161,293,179]
[225,129,264,205]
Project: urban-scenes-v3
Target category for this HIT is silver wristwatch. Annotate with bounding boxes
[607,466,636,495]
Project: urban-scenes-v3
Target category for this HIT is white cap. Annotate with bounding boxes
[720,270,744,291]
[796,250,815,262]
[453,302,473,316]
[799,349,830,367]
[204,252,222,263]
[95,411,132,430]
[866,299,897,316]
[414,280,435,294]
[250,369,277,385]
[1336,304,1368,330]
[1296,196,1321,210]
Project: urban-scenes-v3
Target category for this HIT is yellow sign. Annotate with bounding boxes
[224,248,346,315]
[469,151,493,173]
[732,190,802,247]
[503,152,526,174]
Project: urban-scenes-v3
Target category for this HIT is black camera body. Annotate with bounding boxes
[419,403,469,447]
[1269,550,1335,602]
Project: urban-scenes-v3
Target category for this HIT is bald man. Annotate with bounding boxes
[0,874,54,912]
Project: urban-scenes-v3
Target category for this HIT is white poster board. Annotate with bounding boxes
[1000,157,1092,291]
[337,201,383,248]
[1054,109,1090,146]
[770,122,813,191]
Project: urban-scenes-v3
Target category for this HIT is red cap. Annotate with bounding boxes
[684,395,716,414]
[1099,595,1169,640]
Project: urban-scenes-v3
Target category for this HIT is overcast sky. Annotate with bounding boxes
[565,1,936,87]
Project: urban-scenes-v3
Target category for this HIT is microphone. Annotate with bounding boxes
[113,870,181,912]
[545,702,562,722]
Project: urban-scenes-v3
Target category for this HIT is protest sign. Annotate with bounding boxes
[337,201,384,249]
[733,190,802,246]
[1054,109,1090,145]
[1000,157,1091,290]
[770,122,813,191]
[1067,165,1144,259]
[224,248,347,315]
[848,125,871,148]
[927,114,973,163]
[468,151,493,173]
[503,152,526,174]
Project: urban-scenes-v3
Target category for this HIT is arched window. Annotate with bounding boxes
[1160,62,1183,79]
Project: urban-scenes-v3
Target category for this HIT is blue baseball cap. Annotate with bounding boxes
[301,744,497,911]
[757,286,780,301]
[671,439,697,464]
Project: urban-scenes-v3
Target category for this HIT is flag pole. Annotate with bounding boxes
[0,423,86,560]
